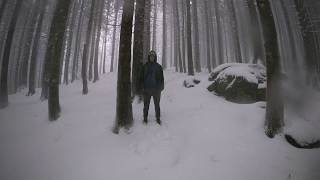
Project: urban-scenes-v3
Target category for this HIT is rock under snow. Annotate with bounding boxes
[183,77,201,88]
[207,63,266,103]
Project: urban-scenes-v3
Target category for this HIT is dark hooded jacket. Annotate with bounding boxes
[139,52,164,94]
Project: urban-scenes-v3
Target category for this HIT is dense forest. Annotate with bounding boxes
[1,0,320,179]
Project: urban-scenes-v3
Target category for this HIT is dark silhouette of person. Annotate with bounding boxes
[140,50,164,125]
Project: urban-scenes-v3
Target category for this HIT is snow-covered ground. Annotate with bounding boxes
[0,70,319,180]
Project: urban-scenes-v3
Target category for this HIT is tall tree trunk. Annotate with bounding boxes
[174,0,182,72]
[114,0,135,133]
[185,0,194,76]
[102,0,111,74]
[152,0,157,50]
[256,0,284,138]
[110,0,120,72]
[204,0,212,73]
[72,0,85,83]
[162,0,167,69]
[47,0,72,120]
[27,0,47,96]
[132,0,145,97]
[181,0,187,73]
[0,0,23,109]
[192,0,201,72]
[212,0,224,65]
[143,0,151,63]
[89,0,99,81]
[228,0,242,62]
[82,0,96,94]
[247,0,265,64]
[63,0,77,85]
[93,0,106,83]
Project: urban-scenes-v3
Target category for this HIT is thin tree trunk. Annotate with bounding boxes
[162,0,167,69]
[185,0,194,76]
[143,0,151,63]
[72,0,85,83]
[192,0,201,72]
[212,0,224,65]
[93,0,106,83]
[0,0,23,109]
[110,0,120,72]
[228,0,242,62]
[28,0,47,96]
[132,0,145,96]
[204,0,212,73]
[82,0,96,94]
[152,0,157,50]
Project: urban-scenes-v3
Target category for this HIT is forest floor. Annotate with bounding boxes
[0,70,320,180]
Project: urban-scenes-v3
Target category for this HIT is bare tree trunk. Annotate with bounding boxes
[143,0,151,63]
[204,0,212,73]
[212,0,224,65]
[27,0,47,96]
[82,0,96,94]
[152,0,157,51]
[0,0,23,109]
[72,0,85,83]
[185,0,194,76]
[114,0,135,133]
[228,0,242,62]
[47,0,72,120]
[192,0,201,72]
[110,0,120,72]
[93,0,106,83]
[162,0,167,69]
[256,0,284,138]
[132,0,145,97]
[63,0,77,85]
[174,0,182,72]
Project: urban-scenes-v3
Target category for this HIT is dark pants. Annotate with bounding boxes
[143,91,161,120]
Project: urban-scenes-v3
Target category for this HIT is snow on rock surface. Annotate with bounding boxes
[0,70,320,180]
[183,76,201,88]
[208,63,266,103]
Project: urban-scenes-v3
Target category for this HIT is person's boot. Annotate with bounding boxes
[156,118,161,125]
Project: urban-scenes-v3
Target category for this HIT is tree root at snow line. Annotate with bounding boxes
[285,134,320,149]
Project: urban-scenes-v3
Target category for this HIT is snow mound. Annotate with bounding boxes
[208,63,266,103]
[183,77,201,88]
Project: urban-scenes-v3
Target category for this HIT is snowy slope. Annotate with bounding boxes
[0,70,319,180]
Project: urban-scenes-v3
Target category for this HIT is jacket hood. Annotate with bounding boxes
[148,50,157,62]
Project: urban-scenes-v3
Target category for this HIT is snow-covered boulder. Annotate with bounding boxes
[183,77,201,88]
[207,63,266,103]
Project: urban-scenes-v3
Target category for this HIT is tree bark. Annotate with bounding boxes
[47,0,72,120]
[114,0,135,133]
[132,0,145,97]
[0,0,23,109]
[162,0,167,69]
[185,0,194,76]
[256,0,284,138]
[192,0,201,72]
[110,0,120,72]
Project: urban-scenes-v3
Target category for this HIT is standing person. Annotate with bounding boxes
[140,50,164,125]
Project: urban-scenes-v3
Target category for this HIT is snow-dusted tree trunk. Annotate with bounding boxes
[256,0,284,138]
